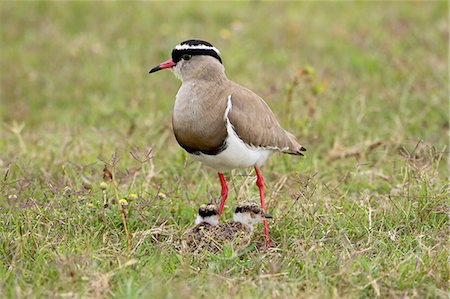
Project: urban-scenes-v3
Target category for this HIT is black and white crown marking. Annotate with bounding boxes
[172,39,222,64]
[198,204,219,218]
[234,202,261,214]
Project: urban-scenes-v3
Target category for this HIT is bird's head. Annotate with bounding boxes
[232,201,273,226]
[195,203,219,226]
[149,39,224,81]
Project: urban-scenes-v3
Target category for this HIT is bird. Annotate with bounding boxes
[182,202,273,254]
[149,39,305,248]
[215,201,273,252]
[182,203,220,254]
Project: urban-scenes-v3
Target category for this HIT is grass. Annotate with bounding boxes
[0,1,448,298]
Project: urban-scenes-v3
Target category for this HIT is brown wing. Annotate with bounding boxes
[227,82,305,155]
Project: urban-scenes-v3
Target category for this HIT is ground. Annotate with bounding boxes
[0,2,448,298]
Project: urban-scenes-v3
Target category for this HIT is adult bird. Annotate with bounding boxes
[149,39,305,248]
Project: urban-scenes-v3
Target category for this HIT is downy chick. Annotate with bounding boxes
[213,201,273,252]
[182,203,219,253]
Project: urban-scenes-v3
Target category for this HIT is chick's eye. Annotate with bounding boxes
[181,54,192,60]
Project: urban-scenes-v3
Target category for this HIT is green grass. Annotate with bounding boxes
[0,1,448,298]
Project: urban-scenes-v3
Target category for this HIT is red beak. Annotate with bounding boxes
[149,59,176,73]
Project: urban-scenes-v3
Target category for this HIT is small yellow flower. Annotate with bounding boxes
[157,192,167,199]
[119,198,128,206]
[128,193,138,200]
[99,182,108,190]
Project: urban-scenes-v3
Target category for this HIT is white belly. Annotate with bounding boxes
[190,129,273,171]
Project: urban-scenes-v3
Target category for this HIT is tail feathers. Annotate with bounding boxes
[284,131,306,156]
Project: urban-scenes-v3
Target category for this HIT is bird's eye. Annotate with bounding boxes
[181,54,192,60]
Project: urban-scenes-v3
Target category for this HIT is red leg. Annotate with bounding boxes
[218,172,228,217]
[255,167,270,248]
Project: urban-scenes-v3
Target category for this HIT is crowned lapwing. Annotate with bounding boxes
[183,202,272,254]
[182,203,219,253]
[149,39,305,248]
[216,201,273,252]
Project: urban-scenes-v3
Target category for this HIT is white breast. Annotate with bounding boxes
[189,95,274,172]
